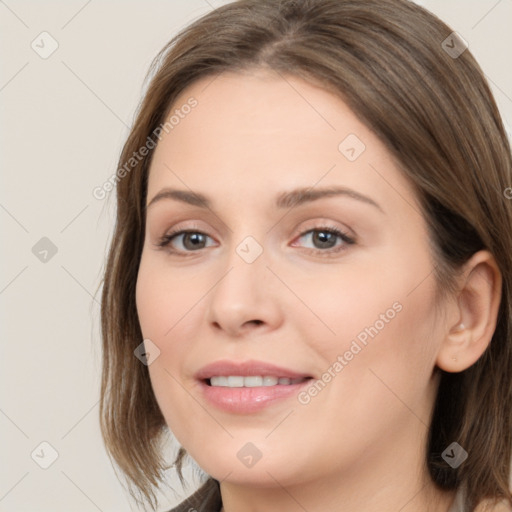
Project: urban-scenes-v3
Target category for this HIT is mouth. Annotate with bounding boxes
[205,376,312,387]
[195,360,314,413]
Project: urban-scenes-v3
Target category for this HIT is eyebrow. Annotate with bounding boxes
[147,186,384,213]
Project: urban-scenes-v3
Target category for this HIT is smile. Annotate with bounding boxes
[208,376,310,387]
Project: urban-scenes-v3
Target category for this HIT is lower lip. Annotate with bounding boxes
[199,379,312,413]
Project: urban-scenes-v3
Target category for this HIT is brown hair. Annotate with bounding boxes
[99,0,512,509]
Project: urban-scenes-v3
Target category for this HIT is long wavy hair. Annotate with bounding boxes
[99,0,512,510]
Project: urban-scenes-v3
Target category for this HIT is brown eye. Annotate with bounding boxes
[293,227,355,253]
[311,230,339,249]
[157,230,215,253]
[180,232,208,250]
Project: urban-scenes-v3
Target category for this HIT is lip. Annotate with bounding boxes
[195,359,313,414]
[195,359,311,380]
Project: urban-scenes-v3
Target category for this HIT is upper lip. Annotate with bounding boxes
[195,359,312,380]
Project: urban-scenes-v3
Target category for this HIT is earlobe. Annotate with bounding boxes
[436,250,502,373]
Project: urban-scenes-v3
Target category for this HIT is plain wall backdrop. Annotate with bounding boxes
[1,1,511,511]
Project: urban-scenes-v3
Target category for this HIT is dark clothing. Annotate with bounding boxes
[167,477,466,511]
[167,478,222,512]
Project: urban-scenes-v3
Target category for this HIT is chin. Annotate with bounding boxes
[189,444,313,488]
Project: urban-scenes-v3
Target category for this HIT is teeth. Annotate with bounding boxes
[209,376,307,387]
[227,376,244,387]
[263,376,278,386]
[210,376,229,387]
[244,376,263,387]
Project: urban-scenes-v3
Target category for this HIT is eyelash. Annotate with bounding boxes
[156,224,356,257]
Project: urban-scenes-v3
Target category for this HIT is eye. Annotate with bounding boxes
[155,224,355,256]
[291,226,355,254]
[157,229,216,253]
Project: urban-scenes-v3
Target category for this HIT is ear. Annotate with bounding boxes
[436,250,502,373]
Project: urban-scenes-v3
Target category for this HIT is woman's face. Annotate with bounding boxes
[136,69,451,489]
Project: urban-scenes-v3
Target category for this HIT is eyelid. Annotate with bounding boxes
[160,221,213,239]
[290,219,354,242]
[155,221,217,247]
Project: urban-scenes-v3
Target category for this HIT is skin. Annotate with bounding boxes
[135,68,502,512]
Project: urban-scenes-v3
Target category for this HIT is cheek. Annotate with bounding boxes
[135,255,214,434]
[285,262,441,467]
[135,252,202,340]
[304,243,441,391]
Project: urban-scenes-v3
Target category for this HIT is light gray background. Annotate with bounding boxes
[1,1,511,511]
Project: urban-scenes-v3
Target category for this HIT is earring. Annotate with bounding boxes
[455,322,465,331]
[452,355,458,362]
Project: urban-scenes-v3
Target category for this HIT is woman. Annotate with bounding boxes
[99,0,512,511]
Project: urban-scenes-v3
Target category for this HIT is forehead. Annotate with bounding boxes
[161,68,364,154]
[146,69,419,215]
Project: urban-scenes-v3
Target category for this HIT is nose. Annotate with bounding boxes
[205,244,283,338]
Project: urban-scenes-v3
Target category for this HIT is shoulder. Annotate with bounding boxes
[165,478,222,512]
